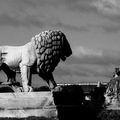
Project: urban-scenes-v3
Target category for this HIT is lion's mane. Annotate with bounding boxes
[31,30,72,74]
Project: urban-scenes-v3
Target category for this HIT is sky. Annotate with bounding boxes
[0,0,120,86]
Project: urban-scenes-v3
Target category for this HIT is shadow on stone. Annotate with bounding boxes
[53,85,106,120]
[0,85,14,92]
[53,85,85,120]
[97,109,120,120]
[33,86,50,91]
[83,86,106,120]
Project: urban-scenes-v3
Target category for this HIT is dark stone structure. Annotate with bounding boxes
[53,84,106,120]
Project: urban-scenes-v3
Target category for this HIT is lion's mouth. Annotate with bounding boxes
[61,56,66,61]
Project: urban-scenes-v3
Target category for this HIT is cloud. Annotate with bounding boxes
[52,46,120,83]
[2,0,120,33]
[54,21,89,32]
[100,23,120,33]
[86,23,120,33]
[72,46,120,66]
[73,46,103,57]
[90,0,120,33]
[92,0,120,15]
[0,0,46,27]
[1,0,120,34]
[66,0,95,13]
[0,0,91,32]
[54,58,114,83]
[0,14,46,28]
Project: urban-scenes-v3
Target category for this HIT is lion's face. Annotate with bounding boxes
[60,35,72,61]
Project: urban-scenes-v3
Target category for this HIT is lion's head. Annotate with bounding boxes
[31,30,72,74]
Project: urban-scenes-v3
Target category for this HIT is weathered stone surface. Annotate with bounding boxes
[104,76,120,107]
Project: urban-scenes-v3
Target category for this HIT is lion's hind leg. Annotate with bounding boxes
[39,72,62,92]
[39,73,56,90]
[0,63,16,85]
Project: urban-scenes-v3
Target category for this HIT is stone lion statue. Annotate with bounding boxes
[0,30,72,92]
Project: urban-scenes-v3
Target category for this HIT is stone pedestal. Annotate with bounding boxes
[0,83,57,118]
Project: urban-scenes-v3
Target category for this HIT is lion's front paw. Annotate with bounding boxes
[52,86,63,92]
[28,86,33,92]
[23,86,33,92]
